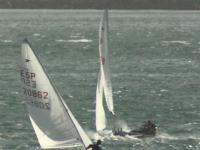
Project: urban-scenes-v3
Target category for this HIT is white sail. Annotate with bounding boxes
[95,72,106,131]
[99,9,114,115]
[20,39,92,149]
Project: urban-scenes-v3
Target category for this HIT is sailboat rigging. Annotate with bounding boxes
[95,10,157,138]
[20,39,92,149]
[96,10,115,133]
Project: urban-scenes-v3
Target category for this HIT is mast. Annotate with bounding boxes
[99,10,114,115]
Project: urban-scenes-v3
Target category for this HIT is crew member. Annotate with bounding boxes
[86,140,103,150]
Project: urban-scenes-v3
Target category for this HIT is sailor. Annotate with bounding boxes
[128,120,156,136]
[86,140,103,150]
[113,128,126,136]
[142,120,156,135]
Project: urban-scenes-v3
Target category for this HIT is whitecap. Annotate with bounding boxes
[70,35,82,38]
[113,90,122,94]
[162,40,191,45]
[1,39,12,43]
[33,33,40,37]
[157,132,179,140]
[87,109,95,112]
[20,101,26,104]
[10,91,19,95]
[160,89,168,92]
[67,94,74,98]
[55,39,67,42]
[67,39,92,43]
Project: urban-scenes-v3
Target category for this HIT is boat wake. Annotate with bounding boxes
[86,129,141,143]
[87,128,200,144]
[156,132,200,141]
[113,119,131,132]
[155,132,179,141]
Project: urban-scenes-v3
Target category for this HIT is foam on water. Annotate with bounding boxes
[86,129,141,143]
[33,33,41,37]
[87,109,95,112]
[156,132,179,141]
[0,39,12,43]
[161,40,191,45]
[114,119,131,132]
[67,39,92,43]
[70,35,82,38]
[55,39,67,42]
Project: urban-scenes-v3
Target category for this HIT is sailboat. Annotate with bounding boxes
[95,10,115,134]
[20,39,92,149]
[95,10,157,138]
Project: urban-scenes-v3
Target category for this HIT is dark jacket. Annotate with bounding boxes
[86,144,102,150]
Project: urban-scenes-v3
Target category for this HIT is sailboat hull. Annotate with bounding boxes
[97,129,112,136]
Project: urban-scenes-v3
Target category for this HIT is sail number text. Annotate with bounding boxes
[21,70,51,110]
[23,88,50,110]
[29,100,50,110]
[23,88,48,99]
[21,70,36,88]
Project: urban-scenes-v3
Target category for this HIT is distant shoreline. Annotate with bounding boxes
[0,0,199,10]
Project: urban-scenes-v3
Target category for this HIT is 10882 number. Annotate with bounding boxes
[23,88,48,99]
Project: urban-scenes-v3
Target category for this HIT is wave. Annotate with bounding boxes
[55,39,92,43]
[87,127,200,144]
[156,132,179,140]
[155,131,200,142]
[70,35,82,38]
[10,91,19,95]
[0,39,12,43]
[33,33,41,37]
[113,90,122,94]
[67,39,92,43]
[87,109,95,112]
[161,40,191,45]
[55,39,67,42]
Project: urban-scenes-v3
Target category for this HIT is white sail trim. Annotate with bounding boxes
[99,9,114,114]
[95,72,106,131]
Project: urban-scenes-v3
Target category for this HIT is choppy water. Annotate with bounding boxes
[1,9,200,150]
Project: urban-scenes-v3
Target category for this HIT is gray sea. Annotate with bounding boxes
[1,9,200,150]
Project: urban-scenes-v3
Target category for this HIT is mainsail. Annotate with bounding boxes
[96,10,114,132]
[95,72,106,131]
[20,39,92,149]
[98,9,114,114]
